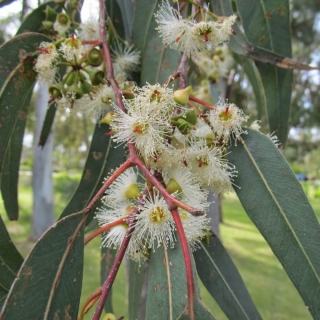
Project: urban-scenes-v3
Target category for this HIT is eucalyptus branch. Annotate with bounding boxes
[83,158,133,214]
[128,144,204,216]
[189,95,216,110]
[92,200,142,320]
[171,208,195,320]
[84,217,128,245]
[78,288,102,320]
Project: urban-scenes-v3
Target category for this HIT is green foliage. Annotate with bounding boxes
[194,236,261,319]
[228,129,320,318]
[1,212,85,319]
[0,0,319,319]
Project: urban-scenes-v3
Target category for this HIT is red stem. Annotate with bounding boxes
[78,289,101,320]
[171,208,195,320]
[92,208,139,320]
[84,158,133,212]
[128,144,203,216]
[189,95,216,110]
[84,217,127,245]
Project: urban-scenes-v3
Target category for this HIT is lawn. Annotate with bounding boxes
[1,174,319,319]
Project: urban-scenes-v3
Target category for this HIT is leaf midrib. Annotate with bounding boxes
[241,136,320,284]
[199,243,251,320]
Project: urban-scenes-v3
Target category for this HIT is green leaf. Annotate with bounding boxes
[235,0,292,146]
[59,123,112,219]
[210,0,292,145]
[233,54,266,120]
[128,260,147,320]
[0,212,85,319]
[116,0,134,41]
[194,236,262,320]
[106,0,126,41]
[0,214,23,309]
[0,33,51,220]
[132,0,158,57]
[227,128,320,318]
[133,0,180,85]
[38,102,57,147]
[1,85,33,220]
[16,1,60,35]
[146,240,215,320]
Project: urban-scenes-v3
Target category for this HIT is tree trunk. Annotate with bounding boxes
[31,82,55,240]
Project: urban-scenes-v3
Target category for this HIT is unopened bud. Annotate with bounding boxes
[102,314,117,320]
[100,112,114,125]
[166,178,182,194]
[124,183,141,199]
[173,86,192,105]
[87,48,103,67]
[44,6,58,21]
[183,109,197,125]
[176,118,191,135]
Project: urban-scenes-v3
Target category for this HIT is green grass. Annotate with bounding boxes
[1,174,320,319]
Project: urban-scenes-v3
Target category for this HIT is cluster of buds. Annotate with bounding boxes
[193,44,234,82]
[42,1,81,35]
[34,35,140,116]
[97,83,248,260]
[155,1,237,57]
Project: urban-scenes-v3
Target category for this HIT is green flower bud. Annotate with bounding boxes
[48,83,65,99]
[64,37,82,49]
[88,70,105,86]
[124,183,141,199]
[183,109,197,125]
[79,80,93,94]
[173,86,192,105]
[63,71,77,86]
[100,112,114,125]
[102,314,117,320]
[166,178,182,194]
[42,20,54,30]
[87,48,103,67]
[67,84,83,99]
[56,13,70,26]
[171,118,191,135]
[43,6,58,21]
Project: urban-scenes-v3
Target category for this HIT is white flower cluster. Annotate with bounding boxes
[155,1,236,57]
[34,38,140,118]
[96,83,249,259]
[96,168,211,260]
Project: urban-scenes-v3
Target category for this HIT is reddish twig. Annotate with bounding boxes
[92,201,142,320]
[78,288,102,320]
[84,158,133,212]
[189,95,216,110]
[84,217,128,245]
[171,208,195,320]
[128,144,204,216]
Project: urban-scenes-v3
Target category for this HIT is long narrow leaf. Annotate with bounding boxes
[227,129,320,318]
[0,212,85,319]
[0,33,51,221]
[59,123,112,219]
[146,240,215,320]
[0,215,23,309]
[194,236,262,320]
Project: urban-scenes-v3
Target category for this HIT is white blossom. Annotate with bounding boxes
[134,190,176,250]
[34,42,59,84]
[112,45,140,78]
[208,98,249,143]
